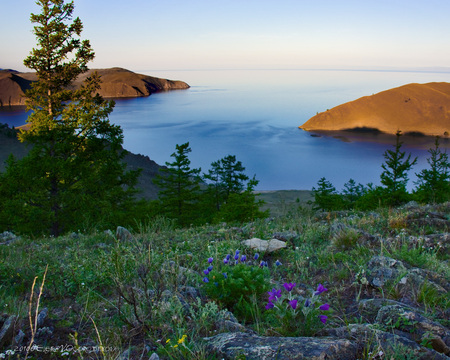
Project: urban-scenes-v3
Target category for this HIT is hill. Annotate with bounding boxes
[0,67,189,107]
[299,82,450,137]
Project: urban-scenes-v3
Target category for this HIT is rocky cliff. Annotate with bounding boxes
[299,82,450,137]
[0,67,189,107]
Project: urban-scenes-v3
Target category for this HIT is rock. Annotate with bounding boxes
[14,329,25,346]
[149,353,160,360]
[376,304,450,355]
[204,332,358,360]
[323,324,449,360]
[0,315,17,347]
[366,256,407,288]
[272,232,298,241]
[215,311,249,333]
[37,307,48,328]
[116,226,134,242]
[242,238,287,253]
[358,298,416,322]
[0,231,18,245]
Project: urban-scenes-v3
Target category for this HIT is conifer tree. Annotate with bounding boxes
[380,131,417,206]
[0,0,139,235]
[415,137,450,203]
[153,142,201,226]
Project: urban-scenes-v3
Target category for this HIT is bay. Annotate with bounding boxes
[1,69,450,190]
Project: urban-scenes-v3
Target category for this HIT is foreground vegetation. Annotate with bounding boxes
[0,199,448,359]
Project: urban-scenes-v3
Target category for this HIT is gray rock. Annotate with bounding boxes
[0,231,18,245]
[149,353,160,360]
[376,304,450,355]
[0,315,17,347]
[204,332,358,360]
[358,298,415,322]
[116,226,134,242]
[14,329,25,346]
[242,238,287,253]
[366,256,407,288]
[37,307,48,328]
[323,324,449,360]
[272,232,298,241]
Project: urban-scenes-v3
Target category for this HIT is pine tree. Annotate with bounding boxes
[153,142,201,226]
[380,131,417,206]
[312,177,342,211]
[0,0,139,235]
[415,137,450,203]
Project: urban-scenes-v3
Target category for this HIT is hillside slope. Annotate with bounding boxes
[0,67,189,107]
[299,82,450,136]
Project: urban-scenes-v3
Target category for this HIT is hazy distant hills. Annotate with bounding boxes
[0,67,190,107]
[299,82,450,137]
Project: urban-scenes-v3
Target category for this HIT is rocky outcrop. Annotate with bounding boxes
[0,68,189,107]
[299,82,450,136]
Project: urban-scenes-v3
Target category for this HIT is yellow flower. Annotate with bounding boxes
[177,334,187,344]
[166,339,171,344]
[173,345,178,348]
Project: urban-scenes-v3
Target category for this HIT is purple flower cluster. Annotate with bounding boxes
[265,283,330,325]
[202,250,261,283]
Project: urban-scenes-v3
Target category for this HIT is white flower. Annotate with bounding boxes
[5,350,14,355]
[0,353,6,359]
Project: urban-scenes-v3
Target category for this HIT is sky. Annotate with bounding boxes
[2,0,450,72]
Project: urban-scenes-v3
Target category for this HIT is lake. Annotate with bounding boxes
[1,69,450,190]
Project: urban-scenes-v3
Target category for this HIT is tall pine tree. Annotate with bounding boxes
[0,0,139,235]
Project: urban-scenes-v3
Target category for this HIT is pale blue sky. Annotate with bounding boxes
[2,0,450,72]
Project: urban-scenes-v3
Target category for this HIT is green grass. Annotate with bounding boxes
[0,200,448,359]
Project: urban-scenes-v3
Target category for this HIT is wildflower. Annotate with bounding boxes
[178,335,187,344]
[234,254,239,261]
[235,249,240,255]
[319,315,328,324]
[223,258,229,264]
[319,303,330,311]
[173,344,178,348]
[166,339,171,344]
[275,260,282,266]
[223,272,228,279]
[268,288,282,302]
[226,254,231,260]
[203,269,210,275]
[283,282,296,292]
[289,299,298,310]
[0,354,5,359]
[254,253,259,260]
[265,301,275,310]
[208,257,214,263]
[304,299,311,307]
[240,255,247,262]
[207,265,213,272]
[315,284,328,295]
[259,261,265,267]
[202,277,209,283]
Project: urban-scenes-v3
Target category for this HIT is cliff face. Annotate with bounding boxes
[0,67,190,107]
[299,82,450,137]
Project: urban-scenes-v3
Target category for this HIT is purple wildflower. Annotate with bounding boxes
[275,260,282,266]
[234,254,239,261]
[319,303,330,311]
[319,315,328,324]
[254,253,259,260]
[289,299,298,310]
[202,277,209,283]
[235,249,240,255]
[304,299,311,307]
[203,269,210,275]
[223,258,229,264]
[207,265,213,272]
[268,288,282,302]
[240,255,247,262]
[265,301,275,310]
[226,254,231,260]
[259,261,265,267]
[223,272,228,279]
[315,284,328,295]
[283,282,296,292]
[208,257,213,263]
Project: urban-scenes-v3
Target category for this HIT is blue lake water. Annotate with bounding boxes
[1,69,450,190]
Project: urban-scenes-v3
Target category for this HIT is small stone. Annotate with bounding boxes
[242,238,287,253]
[116,226,134,242]
[149,353,160,360]
[0,315,17,347]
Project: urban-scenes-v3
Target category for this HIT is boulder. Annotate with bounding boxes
[0,315,17,347]
[366,256,408,288]
[204,332,358,360]
[242,238,287,253]
[116,226,134,242]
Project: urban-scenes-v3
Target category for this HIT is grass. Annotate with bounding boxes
[0,200,448,359]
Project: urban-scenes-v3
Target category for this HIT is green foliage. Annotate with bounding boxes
[202,259,270,322]
[153,142,202,226]
[414,137,450,204]
[0,0,140,236]
[312,177,343,211]
[380,131,417,206]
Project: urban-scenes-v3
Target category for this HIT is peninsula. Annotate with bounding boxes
[299,82,450,137]
[0,67,190,107]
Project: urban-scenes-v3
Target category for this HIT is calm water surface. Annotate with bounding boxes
[2,69,450,190]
